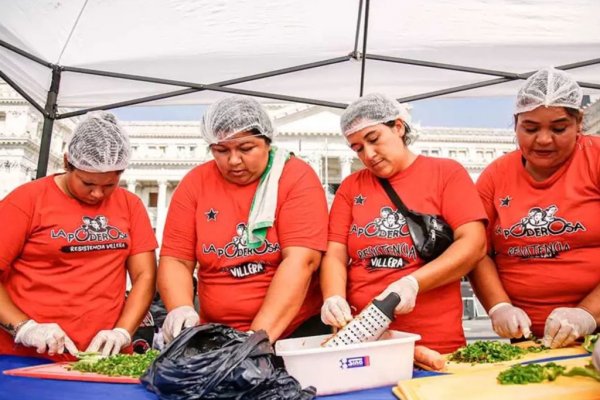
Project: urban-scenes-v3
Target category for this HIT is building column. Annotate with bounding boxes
[340,155,353,180]
[156,178,169,245]
[307,155,323,182]
[126,178,138,194]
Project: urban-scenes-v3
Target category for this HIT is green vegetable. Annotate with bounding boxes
[70,350,159,378]
[498,361,600,385]
[497,362,566,385]
[76,351,103,358]
[75,351,104,365]
[449,341,548,364]
[563,363,600,382]
[583,334,598,353]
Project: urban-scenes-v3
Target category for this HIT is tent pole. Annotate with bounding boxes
[366,54,600,89]
[58,86,347,120]
[397,77,513,102]
[0,69,46,116]
[62,56,350,89]
[0,39,53,68]
[397,58,600,102]
[352,0,364,57]
[57,55,351,114]
[359,0,370,96]
[365,54,522,79]
[36,66,61,179]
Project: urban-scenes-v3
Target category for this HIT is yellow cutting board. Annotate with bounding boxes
[440,341,587,374]
[394,356,600,400]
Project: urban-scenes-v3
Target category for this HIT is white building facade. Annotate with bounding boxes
[0,84,73,199]
[584,95,600,135]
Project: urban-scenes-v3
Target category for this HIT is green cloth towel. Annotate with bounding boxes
[246,146,290,249]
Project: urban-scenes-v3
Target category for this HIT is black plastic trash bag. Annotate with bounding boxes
[141,323,316,400]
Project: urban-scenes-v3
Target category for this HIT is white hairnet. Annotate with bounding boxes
[515,67,583,114]
[201,96,274,145]
[67,111,130,172]
[340,93,411,137]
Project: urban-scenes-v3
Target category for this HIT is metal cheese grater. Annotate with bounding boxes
[323,292,401,347]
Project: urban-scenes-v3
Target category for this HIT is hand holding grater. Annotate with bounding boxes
[322,292,401,347]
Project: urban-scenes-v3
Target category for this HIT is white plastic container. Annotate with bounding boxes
[275,330,421,395]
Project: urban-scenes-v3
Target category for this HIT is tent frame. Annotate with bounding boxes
[1,0,599,177]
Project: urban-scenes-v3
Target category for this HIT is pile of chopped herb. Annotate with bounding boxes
[497,362,565,384]
[498,362,600,385]
[70,350,159,378]
[449,341,548,364]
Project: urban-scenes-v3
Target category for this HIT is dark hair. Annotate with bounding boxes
[383,120,414,145]
[514,106,583,127]
[249,128,272,145]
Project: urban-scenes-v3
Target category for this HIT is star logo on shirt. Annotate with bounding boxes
[354,194,366,205]
[499,196,512,207]
[205,208,218,221]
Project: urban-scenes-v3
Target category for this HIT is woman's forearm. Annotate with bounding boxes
[0,282,28,333]
[320,242,349,299]
[115,251,157,335]
[251,247,320,341]
[157,255,196,311]
[578,283,600,326]
[412,221,486,293]
[468,255,512,311]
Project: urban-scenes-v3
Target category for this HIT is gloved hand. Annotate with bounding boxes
[14,320,79,356]
[162,305,199,344]
[488,302,532,339]
[543,307,596,348]
[86,328,131,357]
[321,295,353,328]
[593,341,600,371]
[375,275,419,314]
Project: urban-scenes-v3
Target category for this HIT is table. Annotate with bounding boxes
[0,355,437,400]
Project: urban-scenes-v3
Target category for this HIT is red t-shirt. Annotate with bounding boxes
[477,135,600,337]
[160,157,328,338]
[329,156,487,353]
[0,175,157,360]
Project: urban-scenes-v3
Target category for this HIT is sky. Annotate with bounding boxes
[410,96,515,129]
[112,96,517,129]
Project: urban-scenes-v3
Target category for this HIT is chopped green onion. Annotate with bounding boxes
[449,341,548,364]
[69,350,159,378]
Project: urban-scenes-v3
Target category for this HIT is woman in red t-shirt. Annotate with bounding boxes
[158,96,329,343]
[321,93,487,355]
[0,112,157,360]
[470,67,600,348]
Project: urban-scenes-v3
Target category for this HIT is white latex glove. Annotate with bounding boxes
[86,328,131,357]
[593,341,600,371]
[375,275,419,315]
[162,305,199,344]
[488,302,532,339]
[543,307,596,348]
[321,295,353,328]
[14,320,79,356]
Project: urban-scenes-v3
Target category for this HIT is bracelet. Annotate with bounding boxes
[6,319,31,337]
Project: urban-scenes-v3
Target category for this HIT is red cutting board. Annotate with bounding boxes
[3,362,140,384]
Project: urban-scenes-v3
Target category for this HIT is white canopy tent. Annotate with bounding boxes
[1,0,599,176]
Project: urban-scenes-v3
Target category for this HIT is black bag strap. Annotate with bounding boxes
[377,177,411,216]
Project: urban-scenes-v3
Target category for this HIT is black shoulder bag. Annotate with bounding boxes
[378,178,454,262]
